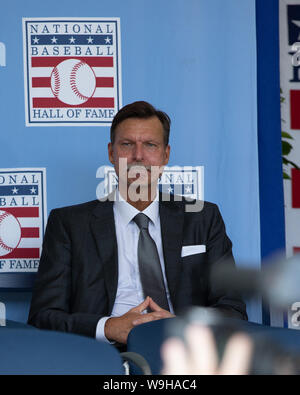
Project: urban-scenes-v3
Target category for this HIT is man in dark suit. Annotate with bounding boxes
[28,101,247,345]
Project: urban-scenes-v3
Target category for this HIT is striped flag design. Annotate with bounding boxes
[31,56,115,108]
[0,207,40,259]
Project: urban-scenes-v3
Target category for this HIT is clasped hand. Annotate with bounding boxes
[104,296,175,344]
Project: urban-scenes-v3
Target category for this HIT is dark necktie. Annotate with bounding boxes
[133,213,170,311]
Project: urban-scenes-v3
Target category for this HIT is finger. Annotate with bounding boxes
[149,297,164,312]
[132,311,166,326]
[219,333,253,375]
[161,338,189,375]
[132,297,150,313]
[185,324,218,375]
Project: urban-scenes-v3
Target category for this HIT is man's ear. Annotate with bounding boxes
[108,142,114,164]
[164,144,170,165]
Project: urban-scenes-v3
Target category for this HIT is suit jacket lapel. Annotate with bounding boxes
[159,196,184,311]
[90,199,118,315]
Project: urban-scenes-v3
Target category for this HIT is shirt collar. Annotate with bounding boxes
[114,188,159,226]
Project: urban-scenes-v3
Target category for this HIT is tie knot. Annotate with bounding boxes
[133,213,150,230]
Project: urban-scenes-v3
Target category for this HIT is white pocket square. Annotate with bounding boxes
[181,245,206,257]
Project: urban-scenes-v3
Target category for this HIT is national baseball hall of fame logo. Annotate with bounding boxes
[23,18,122,126]
[0,169,47,272]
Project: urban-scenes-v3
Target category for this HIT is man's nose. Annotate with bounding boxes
[132,143,144,162]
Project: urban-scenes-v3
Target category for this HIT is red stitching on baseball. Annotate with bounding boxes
[70,61,90,102]
[0,212,13,253]
[0,239,12,253]
[52,67,60,97]
[0,212,10,224]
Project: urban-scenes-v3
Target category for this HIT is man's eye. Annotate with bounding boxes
[121,142,131,146]
[146,143,156,147]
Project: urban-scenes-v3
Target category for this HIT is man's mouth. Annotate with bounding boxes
[126,164,151,172]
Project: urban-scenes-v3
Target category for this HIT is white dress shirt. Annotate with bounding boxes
[96,189,174,342]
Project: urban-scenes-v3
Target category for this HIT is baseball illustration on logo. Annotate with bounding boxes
[0,210,22,257]
[51,59,96,105]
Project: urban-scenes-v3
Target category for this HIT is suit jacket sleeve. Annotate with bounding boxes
[27,209,102,338]
[205,204,247,320]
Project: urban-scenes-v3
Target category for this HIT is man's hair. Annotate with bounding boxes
[110,101,171,146]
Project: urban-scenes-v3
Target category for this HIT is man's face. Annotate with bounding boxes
[108,116,170,190]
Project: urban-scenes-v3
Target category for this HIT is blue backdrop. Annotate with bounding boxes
[0,0,262,323]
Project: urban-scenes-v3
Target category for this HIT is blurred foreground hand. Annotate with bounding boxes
[161,324,253,375]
